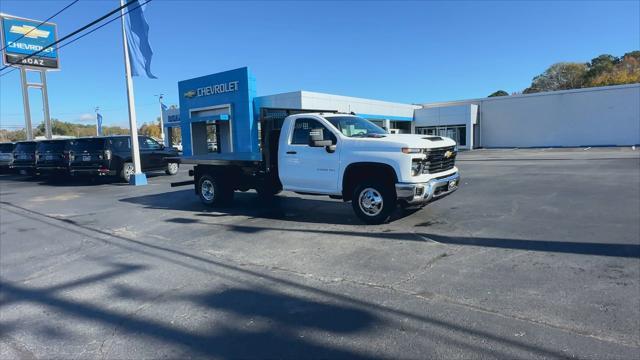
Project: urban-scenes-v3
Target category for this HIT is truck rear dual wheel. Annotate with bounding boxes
[198,174,234,207]
[352,182,396,225]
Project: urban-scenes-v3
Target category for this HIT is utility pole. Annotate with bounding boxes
[119,0,146,185]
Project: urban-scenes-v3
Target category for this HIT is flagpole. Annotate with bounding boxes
[119,0,146,185]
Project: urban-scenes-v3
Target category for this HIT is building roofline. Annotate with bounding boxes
[256,90,419,109]
[420,83,640,108]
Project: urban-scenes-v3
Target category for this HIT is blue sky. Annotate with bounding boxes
[1,0,638,129]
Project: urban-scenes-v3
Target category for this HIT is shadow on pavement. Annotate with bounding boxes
[0,264,380,359]
[0,171,170,187]
[423,233,640,258]
[0,202,584,358]
[119,189,414,225]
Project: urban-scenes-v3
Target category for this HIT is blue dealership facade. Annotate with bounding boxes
[171,67,418,157]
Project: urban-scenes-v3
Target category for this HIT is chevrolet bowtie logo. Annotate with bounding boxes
[444,150,454,159]
[9,25,50,39]
[184,90,196,99]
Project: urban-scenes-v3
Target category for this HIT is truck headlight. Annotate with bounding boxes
[402,148,423,154]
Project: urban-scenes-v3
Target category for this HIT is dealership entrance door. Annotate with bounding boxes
[416,125,467,147]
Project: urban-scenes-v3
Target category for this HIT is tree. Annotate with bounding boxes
[584,54,619,83]
[2,120,130,140]
[585,51,640,87]
[488,90,509,97]
[522,51,639,94]
[139,118,162,139]
[527,62,588,92]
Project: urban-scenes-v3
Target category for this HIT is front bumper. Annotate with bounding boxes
[395,172,460,206]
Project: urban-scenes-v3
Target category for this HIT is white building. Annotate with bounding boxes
[416,83,640,149]
[254,90,419,134]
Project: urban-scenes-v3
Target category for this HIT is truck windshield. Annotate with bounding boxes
[325,116,387,138]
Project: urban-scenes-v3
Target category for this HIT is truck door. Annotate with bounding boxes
[138,136,160,169]
[279,117,340,194]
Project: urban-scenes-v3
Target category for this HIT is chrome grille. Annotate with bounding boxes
[423,146,456,173]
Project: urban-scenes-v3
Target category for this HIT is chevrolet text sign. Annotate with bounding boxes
[0,15,59,69]
[185,81,240,98]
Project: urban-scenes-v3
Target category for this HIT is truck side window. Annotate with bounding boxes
[292,118,336,145]
[113,138,130,151]
[140,137,162,150]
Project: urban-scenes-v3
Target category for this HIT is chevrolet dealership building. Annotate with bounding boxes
[163,68,640,154]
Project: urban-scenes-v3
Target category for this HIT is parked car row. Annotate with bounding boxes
[0,136,180,182]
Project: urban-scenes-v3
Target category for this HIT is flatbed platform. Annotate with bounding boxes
[169,152,263,166]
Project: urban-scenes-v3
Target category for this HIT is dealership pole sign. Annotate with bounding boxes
[0,14,59,69]
[0,14,59,140]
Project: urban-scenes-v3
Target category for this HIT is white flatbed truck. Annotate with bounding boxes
[174,113,460,224]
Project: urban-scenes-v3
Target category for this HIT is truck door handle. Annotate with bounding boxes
[286,151,297,155]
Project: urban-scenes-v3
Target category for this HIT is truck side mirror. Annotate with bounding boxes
[309,128,332,147]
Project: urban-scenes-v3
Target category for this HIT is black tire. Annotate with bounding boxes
[198,174,234,207]
[255,180,282,201]
[165,162,179,175]
[351,181,396,225]
[121,162,134,182]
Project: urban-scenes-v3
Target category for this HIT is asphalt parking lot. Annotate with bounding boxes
[1,148,639,359]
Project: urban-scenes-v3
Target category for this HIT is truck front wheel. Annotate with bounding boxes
[198,174,234,206]
[352,182,396,224]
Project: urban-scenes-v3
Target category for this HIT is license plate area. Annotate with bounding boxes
[45,155,53,161]
[82,155,91,162]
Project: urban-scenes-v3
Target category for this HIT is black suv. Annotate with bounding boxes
[68,136,180,182]
[36,139,71,176]
[11,141,38,175]
[0,142,15,173]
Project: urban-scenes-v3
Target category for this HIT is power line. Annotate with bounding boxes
[0,0,141,75]
[0,0,81,53]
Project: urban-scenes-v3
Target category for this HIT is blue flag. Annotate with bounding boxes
[161,103,168,112]
[125,0,157,79]
[96,113,103,135]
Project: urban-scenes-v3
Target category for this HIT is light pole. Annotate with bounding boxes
[95,106,100,136]
[155,93,165,145]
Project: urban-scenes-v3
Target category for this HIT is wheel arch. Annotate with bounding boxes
[341,162,398,201]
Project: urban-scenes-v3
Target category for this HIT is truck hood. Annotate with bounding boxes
[382,134,457,149]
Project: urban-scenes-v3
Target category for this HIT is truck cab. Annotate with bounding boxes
[183,113,460,224]
[277,113,460,223]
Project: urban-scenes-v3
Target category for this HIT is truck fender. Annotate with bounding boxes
[341,162,398,201]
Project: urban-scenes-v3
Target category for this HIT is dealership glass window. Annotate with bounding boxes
[292,118,336,145]
[206,124,218,153]
[390,121,412,134]
[416,125,466,146]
